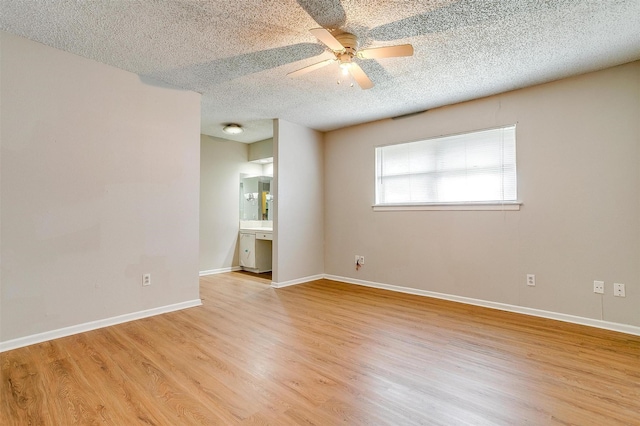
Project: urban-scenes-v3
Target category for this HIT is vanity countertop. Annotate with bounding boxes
[240,227,273,232]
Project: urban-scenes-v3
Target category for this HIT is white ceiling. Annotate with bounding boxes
[1,1,639,143]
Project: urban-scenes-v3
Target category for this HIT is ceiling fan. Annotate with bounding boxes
[288,28,414,89]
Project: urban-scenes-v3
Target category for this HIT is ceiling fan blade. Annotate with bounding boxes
[349,63,374,89]
[358,44,414,59]
[309,28,345,52]
[288,58,336,77]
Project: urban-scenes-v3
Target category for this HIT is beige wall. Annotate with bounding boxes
[0,32,201,342]
[248,138,273,162]
[273,120,324,284]
[324,61,640,327]
[200,135,262,272]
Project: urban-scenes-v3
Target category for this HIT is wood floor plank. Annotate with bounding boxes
[2,273,640,425]
[65,331,176,425]
[1,350,49,425]
[121,317,280,422]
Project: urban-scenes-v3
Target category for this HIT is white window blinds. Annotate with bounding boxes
[375,125,517,205]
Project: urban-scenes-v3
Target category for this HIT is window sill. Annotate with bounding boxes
[372,202,522,211]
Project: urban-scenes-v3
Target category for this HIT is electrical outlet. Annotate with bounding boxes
[527,274,535,286]
[355,255,360,264]
[593,280,604,294]
[613,283,626,297]
[358,256,365,265]
[143,273,151,287]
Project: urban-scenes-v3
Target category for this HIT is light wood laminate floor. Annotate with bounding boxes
[2,272,640,425]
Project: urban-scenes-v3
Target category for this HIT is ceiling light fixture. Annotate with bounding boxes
[337,60,355,87]
[223,123,243,134]
[339,62,351,76]
[338,53,353,76]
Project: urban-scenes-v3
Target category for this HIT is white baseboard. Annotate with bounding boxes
[271,274,325,288]
[324,275,640,337]
[199,266,241,276]
[0,299,202,353]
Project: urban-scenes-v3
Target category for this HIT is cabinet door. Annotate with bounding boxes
[239,233,256,267]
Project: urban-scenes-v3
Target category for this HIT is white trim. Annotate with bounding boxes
[324,275,640,337]
[0,299,202,353]
[373,202,521,211]
[271,274,324,288]
[199,266,241,276]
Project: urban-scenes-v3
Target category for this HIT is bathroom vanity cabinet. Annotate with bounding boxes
[239,229,272,273]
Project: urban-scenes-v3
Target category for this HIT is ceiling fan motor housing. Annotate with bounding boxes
[335,32,359,54]
[335,32,358,65]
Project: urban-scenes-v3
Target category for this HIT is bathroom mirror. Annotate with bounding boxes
[240,176,273,220]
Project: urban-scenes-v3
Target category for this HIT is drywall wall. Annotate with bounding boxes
[273,120,324,284]
[0,35,3,340]
[0,32,201,342]
[324,61,640,327]
[248,138,273,162]
[200,135,262,272]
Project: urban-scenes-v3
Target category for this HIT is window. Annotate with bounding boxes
[375,125,517,209]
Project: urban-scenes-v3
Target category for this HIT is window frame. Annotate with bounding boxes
[373,125,521,211]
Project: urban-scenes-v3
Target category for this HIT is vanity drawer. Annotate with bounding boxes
[256,232,272,241]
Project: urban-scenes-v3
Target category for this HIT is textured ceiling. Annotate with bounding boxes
[1,0,639,143]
